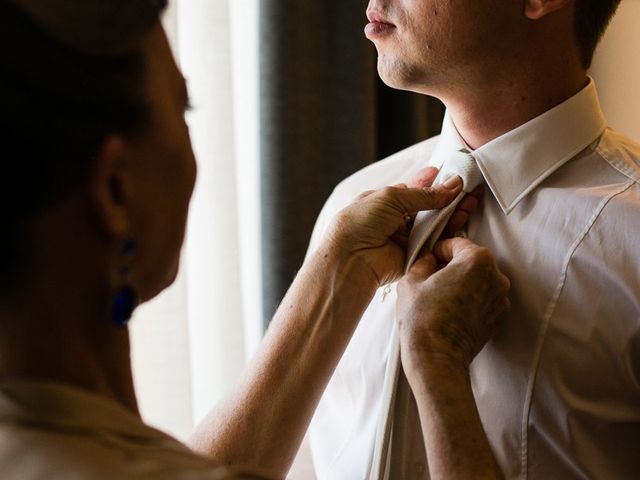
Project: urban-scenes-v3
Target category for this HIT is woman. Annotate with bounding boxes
[0,1,509,479]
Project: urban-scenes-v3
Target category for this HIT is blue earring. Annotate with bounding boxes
[111,239,139,327]
[112,285,138,327]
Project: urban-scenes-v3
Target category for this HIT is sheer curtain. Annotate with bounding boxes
[130,0,261,441]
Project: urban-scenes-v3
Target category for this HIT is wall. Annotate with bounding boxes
[590,0,640,143]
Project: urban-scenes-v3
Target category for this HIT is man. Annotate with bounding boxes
[298,0,639,478]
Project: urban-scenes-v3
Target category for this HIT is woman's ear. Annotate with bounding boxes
[524,0,571,20]
[90,135,132,238]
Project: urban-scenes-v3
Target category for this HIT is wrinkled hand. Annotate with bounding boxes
[407,167,484,237]
[396,238,511,374]
[325,170,463,287]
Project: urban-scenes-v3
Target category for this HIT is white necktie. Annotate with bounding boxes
[370,151,484,480]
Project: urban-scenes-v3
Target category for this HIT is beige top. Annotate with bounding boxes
[0,380,261,480]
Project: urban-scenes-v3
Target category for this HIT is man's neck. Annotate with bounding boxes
[441,67,589,150]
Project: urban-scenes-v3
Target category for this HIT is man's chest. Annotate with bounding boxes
[312,174,640,478]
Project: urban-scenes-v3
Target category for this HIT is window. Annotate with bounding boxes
[130,0,261,441]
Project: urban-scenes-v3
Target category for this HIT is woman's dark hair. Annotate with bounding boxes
[0,0,167,278]
[575,0,622,69]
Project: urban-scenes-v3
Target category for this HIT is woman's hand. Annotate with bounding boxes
[324,170,464,287]
[396,238,509,480]
[396,237,511,375]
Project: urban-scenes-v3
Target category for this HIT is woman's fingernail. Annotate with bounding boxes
[442,175,462,190]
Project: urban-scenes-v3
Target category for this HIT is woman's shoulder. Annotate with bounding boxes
[0,380,272,480]
[0,419,271,480]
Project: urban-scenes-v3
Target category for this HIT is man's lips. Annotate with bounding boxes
[365,10,396,39]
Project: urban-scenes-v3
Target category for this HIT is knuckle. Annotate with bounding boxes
[452,236,472,250]
[475,246,494,261]
[334,208,352,226]
[356,190,374,201]
[380,186,397,198]
[467,246,493,268]
[375,186,401,208]
[420,187,437,204]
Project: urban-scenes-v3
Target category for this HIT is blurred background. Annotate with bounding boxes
[129,0,640,455]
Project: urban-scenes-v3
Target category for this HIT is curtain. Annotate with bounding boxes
[130,0,261,440]
[259,1,445,327]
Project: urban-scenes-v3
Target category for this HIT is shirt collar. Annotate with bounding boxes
[432,78,607,214]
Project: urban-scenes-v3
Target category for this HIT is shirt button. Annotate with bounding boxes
[381,284,392,303]
[415,462,426,475]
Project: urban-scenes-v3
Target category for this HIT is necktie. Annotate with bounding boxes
[370,151,484,480]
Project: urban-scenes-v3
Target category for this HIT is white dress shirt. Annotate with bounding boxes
[0,381,260,480]
[302,80,640,479]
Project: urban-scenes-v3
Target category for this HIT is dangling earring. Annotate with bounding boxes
[111,238,139,327]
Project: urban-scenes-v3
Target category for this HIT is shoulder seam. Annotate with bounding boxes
[519,179,635,479]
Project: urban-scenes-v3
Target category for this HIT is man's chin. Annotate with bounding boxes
[377,59,437,97]
[377,59,419,92]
